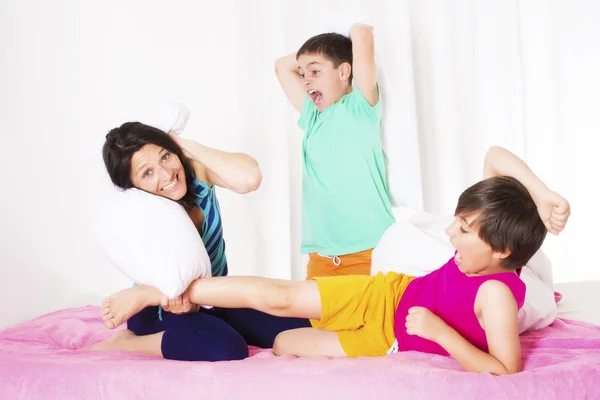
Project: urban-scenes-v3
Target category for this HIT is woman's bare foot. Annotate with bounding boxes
[83,329,136,352]
[100,285,161,329]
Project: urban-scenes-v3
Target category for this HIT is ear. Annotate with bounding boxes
[338,62,352,82]
[492,249,511,260]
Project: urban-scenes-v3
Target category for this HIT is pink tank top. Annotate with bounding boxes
[393,255,526,355]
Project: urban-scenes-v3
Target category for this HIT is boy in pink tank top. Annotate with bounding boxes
[101,146,570,375]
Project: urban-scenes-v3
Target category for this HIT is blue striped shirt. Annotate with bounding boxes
[190,177,228,277]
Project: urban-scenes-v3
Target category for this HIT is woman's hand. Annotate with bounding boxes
[168,132,195,160]
[161,289,199,314]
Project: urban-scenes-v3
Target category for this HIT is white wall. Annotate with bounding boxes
[1,0,598,331]
[0,0,299,330]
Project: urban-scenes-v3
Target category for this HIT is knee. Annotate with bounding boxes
[262,283,295,314]
[162,327,249,362]
[210,332,249,361]
[272,330,294,356]
[126,307,158,336]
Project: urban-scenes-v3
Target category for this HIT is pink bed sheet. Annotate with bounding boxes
[1,305,599,399]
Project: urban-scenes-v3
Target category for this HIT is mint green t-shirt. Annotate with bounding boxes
[297,86,395,256]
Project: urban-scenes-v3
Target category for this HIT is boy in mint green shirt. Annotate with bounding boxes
[275,23,395,278]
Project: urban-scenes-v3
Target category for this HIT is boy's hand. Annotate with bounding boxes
[349,22,373,35]
[534,190,571,235]
[405,307,449,343]
[320,13,371,36]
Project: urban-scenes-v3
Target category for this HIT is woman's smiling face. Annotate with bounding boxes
[130,144,188,201]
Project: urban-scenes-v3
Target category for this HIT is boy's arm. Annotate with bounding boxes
[275,53,306,112]
[484,146,570,235]
[349,23,378,106]
[406,281,521,375]
[442,281,521,374]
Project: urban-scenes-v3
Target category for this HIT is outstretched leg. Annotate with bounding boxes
[188,276,322,320]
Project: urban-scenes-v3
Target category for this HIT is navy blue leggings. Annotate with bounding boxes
[127,306,311,361]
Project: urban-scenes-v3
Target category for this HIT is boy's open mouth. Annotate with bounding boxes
[454,251,462,265]
[309,89,323,106]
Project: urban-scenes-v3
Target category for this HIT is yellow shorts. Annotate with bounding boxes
[310,272,415,357]
[306,248,373,280]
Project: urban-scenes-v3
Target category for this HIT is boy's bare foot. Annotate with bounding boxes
[83,329,136,352]
[100,285,160,329]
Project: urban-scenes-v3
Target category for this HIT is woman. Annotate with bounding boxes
[86,121,310,361]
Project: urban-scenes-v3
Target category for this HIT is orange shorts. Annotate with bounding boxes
[306,248,373,280]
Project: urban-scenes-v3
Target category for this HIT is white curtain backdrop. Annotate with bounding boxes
[0,0,598,330]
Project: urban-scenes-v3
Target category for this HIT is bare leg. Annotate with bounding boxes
[101,285,162,329]
[187,277,322,320]
[273,328,346,357]
[83,330,164,357]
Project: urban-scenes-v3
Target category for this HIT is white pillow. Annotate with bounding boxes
[372,207,558,333]
[96,187,211,298]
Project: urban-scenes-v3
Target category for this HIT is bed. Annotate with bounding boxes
[1,281,599,399]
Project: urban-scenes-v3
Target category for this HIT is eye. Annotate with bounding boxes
[143,169,152,178]
[299,73,305,79]
[460,227,468,233]
[161,153,171,162]
[312,70,319,75]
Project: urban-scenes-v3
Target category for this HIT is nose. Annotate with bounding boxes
[158,165,173,180]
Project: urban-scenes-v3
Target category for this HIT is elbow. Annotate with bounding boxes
[274,57,289,75]
[485,145,507,163]
[491,368,510,376]
[505,363,522,375]
[489,363,521,376]
[246,168,263,192]
[483,146,502,179]
[492,368,520,376]
[484,146,496,162]
[486,145,503,156]
[274,59,281,75]
[235,167,262,194]
[275,53,298,76]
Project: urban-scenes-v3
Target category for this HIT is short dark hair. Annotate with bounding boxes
[296,33,353,84]
[102,121,196,209]
[455,176,547,270]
